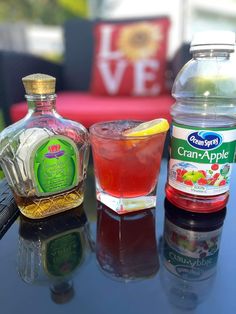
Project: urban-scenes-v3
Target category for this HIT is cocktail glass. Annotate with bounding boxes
[89,120,167,214]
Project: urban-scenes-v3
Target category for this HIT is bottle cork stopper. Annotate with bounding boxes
[22,73,56,95]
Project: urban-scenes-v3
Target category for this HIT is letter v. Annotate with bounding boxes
[98,59,127,94]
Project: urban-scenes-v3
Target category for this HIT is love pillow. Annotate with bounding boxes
[90,18,170,96]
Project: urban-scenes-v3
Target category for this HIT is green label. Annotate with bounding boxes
[163,219,221,280]
[32,136,79,196]
[171,138,235,164]
[171,123,235,164]
[164,243,219,280]
[168,123,236,196]
[44,231,83,277]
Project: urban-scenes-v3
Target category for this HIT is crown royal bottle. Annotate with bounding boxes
[0,73,90,219]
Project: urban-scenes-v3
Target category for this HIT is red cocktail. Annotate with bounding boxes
[90,120,167,214]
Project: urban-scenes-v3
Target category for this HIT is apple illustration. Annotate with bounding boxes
[183,170,205,183]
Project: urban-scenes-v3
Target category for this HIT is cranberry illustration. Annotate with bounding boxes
[211,164,219,171]
[219,179,226,186]
[208,178,217,185]
[176,168,182,175]
[177,175,184,182]
[213,173,220,179]
[176,168,187,176]
[184,180,194,186]
[197,178,208,185]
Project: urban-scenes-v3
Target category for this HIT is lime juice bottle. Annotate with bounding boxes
[166,31,236,213]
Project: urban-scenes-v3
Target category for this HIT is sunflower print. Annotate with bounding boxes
[117,22,162,62]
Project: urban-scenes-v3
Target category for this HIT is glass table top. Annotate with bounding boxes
[0,158,235,314]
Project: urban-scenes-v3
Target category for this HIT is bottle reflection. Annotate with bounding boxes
[17,204,93,304]
[96,202,160,281]
[160,199,226,310]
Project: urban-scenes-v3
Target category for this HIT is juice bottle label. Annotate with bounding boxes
[168,123,236,196]
[163,218,222,280]
[31,135,79,196]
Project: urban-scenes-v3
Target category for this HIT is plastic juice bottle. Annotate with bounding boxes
[166,31,236,213]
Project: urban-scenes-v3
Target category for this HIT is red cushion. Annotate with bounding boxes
[91,17,170,96]
[10,91,173,128]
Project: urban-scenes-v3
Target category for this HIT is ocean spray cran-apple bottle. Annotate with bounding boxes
[166,31,236,212]
[0,73,89,219]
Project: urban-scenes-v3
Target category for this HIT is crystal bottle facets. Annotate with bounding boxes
[0,73,90,219]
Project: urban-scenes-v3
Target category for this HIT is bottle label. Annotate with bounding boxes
[163,218,222,280]
[31,135,79,196]
[168,123,236,196]
[44,231,83,277]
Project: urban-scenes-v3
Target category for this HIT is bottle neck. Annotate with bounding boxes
[26,94,57,115]
[192,50,231,60]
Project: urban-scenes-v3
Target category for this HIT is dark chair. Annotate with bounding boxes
[0,17,191,129]
[0,51,63,126]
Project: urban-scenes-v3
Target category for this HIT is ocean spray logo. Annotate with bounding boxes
[187,131,222,150]
[45,144,65,158]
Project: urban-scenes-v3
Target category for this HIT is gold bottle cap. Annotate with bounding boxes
[22,73,56,95]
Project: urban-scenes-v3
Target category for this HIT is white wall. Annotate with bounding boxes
[102,0,185,58]
[26,25,64,56]
[101,0,236,58]
[184,0,236,41]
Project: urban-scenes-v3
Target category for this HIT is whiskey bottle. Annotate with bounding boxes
[0,73,90,219]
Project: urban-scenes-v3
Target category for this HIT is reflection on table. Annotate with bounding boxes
[160,199,226,310]
[96,201,160,281]
[17,204,93,304]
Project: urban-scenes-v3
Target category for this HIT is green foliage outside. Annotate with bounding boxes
[0,0,90,25]
[58,0,89,18]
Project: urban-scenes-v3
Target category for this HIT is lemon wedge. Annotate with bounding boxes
[123,118,169,136]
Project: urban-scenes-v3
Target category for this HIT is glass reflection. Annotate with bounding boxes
[160,199,226,310]
[96,201,160,281]
[17,204,93,304]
